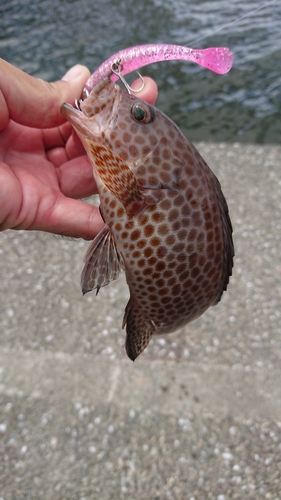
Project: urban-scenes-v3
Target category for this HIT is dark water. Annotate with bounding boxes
[1,0,280,144]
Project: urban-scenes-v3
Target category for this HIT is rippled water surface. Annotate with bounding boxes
[1,0,280,143]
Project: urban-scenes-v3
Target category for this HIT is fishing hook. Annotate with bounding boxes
[111,58,145,94]
[75,89,89,110]
[75,98,82,110]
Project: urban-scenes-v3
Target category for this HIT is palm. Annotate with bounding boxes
[0,119,101,238]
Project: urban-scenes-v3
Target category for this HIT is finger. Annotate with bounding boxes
[57,156,98,199]
[0,59,90,131]
[64,129,86,159]
[43,122,85,165]
[42,122,72,150]
[130,77,158,105]
[37,195,104,240]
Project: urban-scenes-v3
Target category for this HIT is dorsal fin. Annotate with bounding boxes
[212,174,234,303]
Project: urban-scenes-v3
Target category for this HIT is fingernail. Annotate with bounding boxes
[62,64,85,82]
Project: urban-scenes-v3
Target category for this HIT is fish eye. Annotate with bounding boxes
[130,103,155,124]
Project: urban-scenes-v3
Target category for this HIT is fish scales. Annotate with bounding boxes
[61,78,234,361]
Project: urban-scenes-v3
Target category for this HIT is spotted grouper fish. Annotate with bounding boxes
[61,78,234,360]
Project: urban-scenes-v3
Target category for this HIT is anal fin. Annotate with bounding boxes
[123,301,154,361]
[81,225,124,295]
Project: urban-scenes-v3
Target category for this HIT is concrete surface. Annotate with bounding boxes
[0,142,280,500]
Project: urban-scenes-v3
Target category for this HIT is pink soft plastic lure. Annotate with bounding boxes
[83,44,234,95]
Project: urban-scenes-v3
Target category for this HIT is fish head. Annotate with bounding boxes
[61,77,159,162]
[61,78,123,141]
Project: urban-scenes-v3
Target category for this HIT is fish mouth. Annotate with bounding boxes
[60,103,89,135]
[61,78,121,140]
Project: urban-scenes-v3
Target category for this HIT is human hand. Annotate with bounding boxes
[0,59,158,239]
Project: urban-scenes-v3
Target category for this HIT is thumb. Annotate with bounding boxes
[0,59,90,130]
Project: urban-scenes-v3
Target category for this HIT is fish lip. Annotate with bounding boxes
[61,101,111,137]
[60,103,89,134]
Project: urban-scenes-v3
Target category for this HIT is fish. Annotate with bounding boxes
[61,77,234,361]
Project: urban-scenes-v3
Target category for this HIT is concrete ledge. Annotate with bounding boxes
[0,143,280,498]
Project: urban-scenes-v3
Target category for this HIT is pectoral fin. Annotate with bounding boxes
[81,225,124,295]
[123,301,154,361]
[87,141,146,215]
[131,146,183,194]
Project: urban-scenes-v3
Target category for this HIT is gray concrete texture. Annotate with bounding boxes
[0,142,280,499]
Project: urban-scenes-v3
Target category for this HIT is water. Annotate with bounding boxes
[0,0,280,144]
